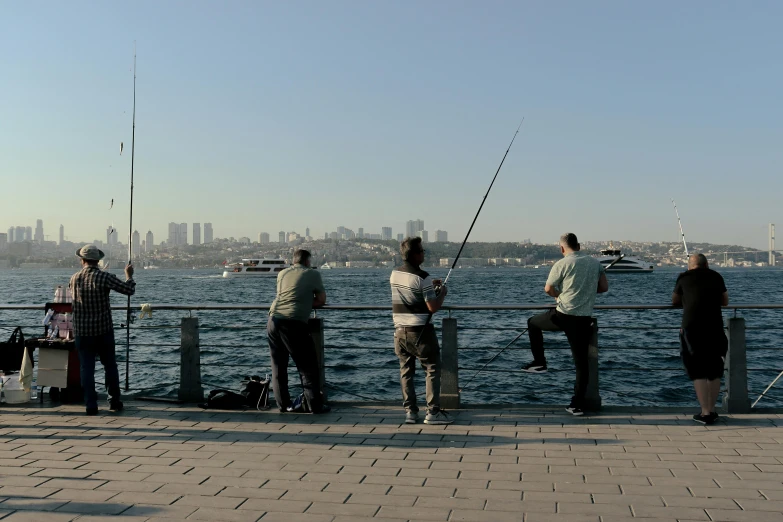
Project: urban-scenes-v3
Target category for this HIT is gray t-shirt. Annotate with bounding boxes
[269,264,326,323]
[546,252,602,316]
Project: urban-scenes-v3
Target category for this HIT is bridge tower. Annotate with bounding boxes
[771,223,776,267]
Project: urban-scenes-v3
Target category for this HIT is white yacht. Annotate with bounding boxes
[222,258,288,277]
[320,263,332,270]
[597,247,654,273]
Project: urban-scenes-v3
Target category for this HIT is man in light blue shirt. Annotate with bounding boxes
[522,233,608,415]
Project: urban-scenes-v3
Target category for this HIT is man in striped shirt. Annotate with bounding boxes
[69,245,136,415]
[390,237,451,425]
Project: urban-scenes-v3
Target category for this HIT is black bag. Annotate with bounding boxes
[198,389,249,410]
[240,375,270,410]
[0,327,26,374]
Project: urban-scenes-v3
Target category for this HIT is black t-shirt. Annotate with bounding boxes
[673,268,727,331]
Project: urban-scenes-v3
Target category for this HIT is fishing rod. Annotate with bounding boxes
[752,371,783,408]
[672,199,689,257]
[458,254,626,392]
[125,43,137,392]
[415,119,524,345]
[444,118,524,286]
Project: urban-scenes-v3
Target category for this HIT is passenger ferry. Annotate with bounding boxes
[597,246,654,273]
[222,258,288,277]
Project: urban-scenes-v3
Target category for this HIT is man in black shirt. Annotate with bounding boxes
[672,254,729,425]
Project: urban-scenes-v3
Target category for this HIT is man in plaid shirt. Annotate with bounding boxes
[69,245,136,415]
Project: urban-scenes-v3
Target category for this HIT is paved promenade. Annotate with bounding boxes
[0,402,782,522]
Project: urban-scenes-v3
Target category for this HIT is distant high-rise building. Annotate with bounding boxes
[145,230,154,251]
[203,223,213,244]
[279,231,286,244]
[329,232,339,240]
[259,232,270,244]
[131,230,141,259]
[107,226,118,246]
[7,227,14,243]
[358,228,364,239]
[179,223,188,245]
[406,219,424,239]
[337,226,345,237]
[25,226,32,242]
[168,222,178,245]
[59,224,64,245]
[305,227,310,238]
[324,232,329,240]
[397,233,404,242]
[193,223,201,246]
[417,230,428,243]
[34,219,44,245]
[382,227,392,241]
[0,233,7,251]
[15,227,24,243]
[435,230,448,242]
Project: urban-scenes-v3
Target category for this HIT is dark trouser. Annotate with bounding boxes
[394,324,441,413]
[75,331,121,410]
[527,309,594,408]
[267,316,324,412]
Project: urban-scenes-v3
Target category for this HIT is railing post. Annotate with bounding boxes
[584,319,602,411]
[441,318,460,409]
[308,317,327,403]
[723,317,750,413]
[178,317,203,402]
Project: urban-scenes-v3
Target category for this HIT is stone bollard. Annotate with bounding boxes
[178,317,204,402]
[440,318,460,409]
[584,319,602,411]
[309,317,327,402]
[723,317,750,413]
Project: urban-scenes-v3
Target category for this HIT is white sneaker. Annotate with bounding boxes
[424,409,453,425]
[405,411,419,424]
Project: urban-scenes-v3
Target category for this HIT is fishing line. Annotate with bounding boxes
[458,254,626,393]
[416,118,524,345]
[672,199,689,257]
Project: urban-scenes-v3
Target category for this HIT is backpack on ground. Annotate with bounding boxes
[198,389,248,410]
[240,375,270,410]
[198,375,271,410]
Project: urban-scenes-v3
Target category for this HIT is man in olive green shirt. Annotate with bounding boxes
[267,249,329,413]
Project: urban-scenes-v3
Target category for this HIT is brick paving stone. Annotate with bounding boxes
[111,491,181,505]
[705,510,783,522]
[240,498,312,513]
[389,485,457,498]
[0,486,60,498]
[449,509,524,521]
[306,502,379,516]
[48,489,120,502]
[258,514,334,522]
[376,505,450,520]
[0,498,68,511]
[186,507,263,521]
[690,487,764,499]
[121,503,198,518]
[631,505,710,520]
[55,500,132,515]
[174,494,245,509]
[345,493,415,506]
[96,479,162,492]
[0,512,77,522]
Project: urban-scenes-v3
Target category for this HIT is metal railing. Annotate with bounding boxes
[1,303,781,411]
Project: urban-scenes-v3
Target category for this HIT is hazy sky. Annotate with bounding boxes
[2,2,781,249]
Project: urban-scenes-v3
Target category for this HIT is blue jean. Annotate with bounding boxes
[75,332,121,409]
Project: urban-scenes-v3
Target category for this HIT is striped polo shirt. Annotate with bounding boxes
[390,262,438,327]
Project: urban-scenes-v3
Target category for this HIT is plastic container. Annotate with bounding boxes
[2,376,31,404]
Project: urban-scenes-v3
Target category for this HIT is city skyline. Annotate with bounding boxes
[1,3,782,249]
[3,217,779,254]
